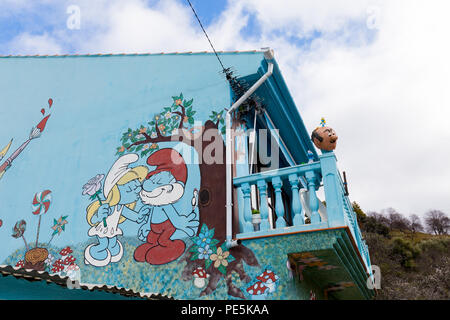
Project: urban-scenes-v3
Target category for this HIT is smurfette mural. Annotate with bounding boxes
[83,154,148,267]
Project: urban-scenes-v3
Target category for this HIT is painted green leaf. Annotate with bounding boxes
[209,238,220,247]
[200,224,208,234]
[185,98,193,107]
[205,258,212,270]
[135,145,144,152]
[218,264,226,275]
[191,252,200,261]
[189,244,199,253]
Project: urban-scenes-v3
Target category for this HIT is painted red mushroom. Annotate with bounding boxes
[15,260,24,269]
[256,270,279,293]
[63,255,76,265]
[59,246,72,257]
[246,281,268,300]
[51,259,64,273]
[192,267,208,288]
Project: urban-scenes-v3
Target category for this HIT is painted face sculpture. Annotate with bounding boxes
[311,126,338,151]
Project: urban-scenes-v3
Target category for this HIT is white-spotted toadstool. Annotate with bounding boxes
[246,281,268,300]
[256,270,279,293]
[192,267,208,288]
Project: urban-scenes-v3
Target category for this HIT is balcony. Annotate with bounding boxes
[233,151,374,299]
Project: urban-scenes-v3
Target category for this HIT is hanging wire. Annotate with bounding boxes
[185,0,263,111]
[186,0,227,73]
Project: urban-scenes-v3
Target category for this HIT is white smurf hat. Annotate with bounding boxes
[103,153,139,198]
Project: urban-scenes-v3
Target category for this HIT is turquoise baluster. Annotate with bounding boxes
[305,170,321,224]
[240,183,254,233]
[288,173,304,226]
[271,176,287,228]
[256,179,271,231]
[319,151,345,228]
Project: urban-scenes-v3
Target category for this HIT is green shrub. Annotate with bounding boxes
[391,238,421,269]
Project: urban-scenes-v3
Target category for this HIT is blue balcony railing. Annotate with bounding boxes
[233,151,372,275]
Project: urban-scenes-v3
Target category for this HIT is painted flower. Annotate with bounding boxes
[198,245,212,260]
[172,129,178,135]
[143,145,150,150]
[139,127,147,134]
[165,111,172,119]
[210,247,230,268]
[195,230,212,248]
[15,260,24,268]
[175,99,182,106]
[158,124,165,131]
[150,143,158,149]
[118,146,125,153]
[82,174,104,196]
[151,132,158,138]
[45,254,55,266]
[183,116,189,123]
[155,115,160,121]
[60,246,73,256]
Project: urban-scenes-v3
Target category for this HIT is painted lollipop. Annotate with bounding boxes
[12,219,29,251]
[32,190,52,215]
[32,190,52,247]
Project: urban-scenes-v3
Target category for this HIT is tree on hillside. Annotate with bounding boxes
[424,210,450,235]
[382,208,410,231]
[368,211,390,227]
[408,214,424,236]
[360,211,390,237]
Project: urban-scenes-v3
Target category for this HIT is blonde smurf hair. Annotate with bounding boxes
[86,165,148,226]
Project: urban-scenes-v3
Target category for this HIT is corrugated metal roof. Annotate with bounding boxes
[0,264,172,300]
[0,49,263,58]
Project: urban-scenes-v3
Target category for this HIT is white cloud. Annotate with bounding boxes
[1,0,449,216]
[7,32,63,55]
[269,0,450,216]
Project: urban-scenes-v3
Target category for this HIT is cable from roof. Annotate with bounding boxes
[185,0,227,73]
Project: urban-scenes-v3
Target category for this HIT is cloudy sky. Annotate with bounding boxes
[1,0,449,218]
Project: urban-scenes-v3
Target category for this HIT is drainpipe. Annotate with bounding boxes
[225,49,274,248]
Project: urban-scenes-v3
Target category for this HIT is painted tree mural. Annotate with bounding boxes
[117,94,259,298]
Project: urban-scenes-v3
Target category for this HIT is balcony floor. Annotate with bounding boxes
[239,227,374,300]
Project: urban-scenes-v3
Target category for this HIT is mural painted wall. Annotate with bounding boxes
[0,53,258,299]
[0,53,355,300]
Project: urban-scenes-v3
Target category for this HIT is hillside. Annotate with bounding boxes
[354,204,450,300]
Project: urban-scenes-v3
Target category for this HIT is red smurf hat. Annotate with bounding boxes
[145,148,187,184]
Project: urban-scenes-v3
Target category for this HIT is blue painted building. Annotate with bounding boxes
[0,49,373,300]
